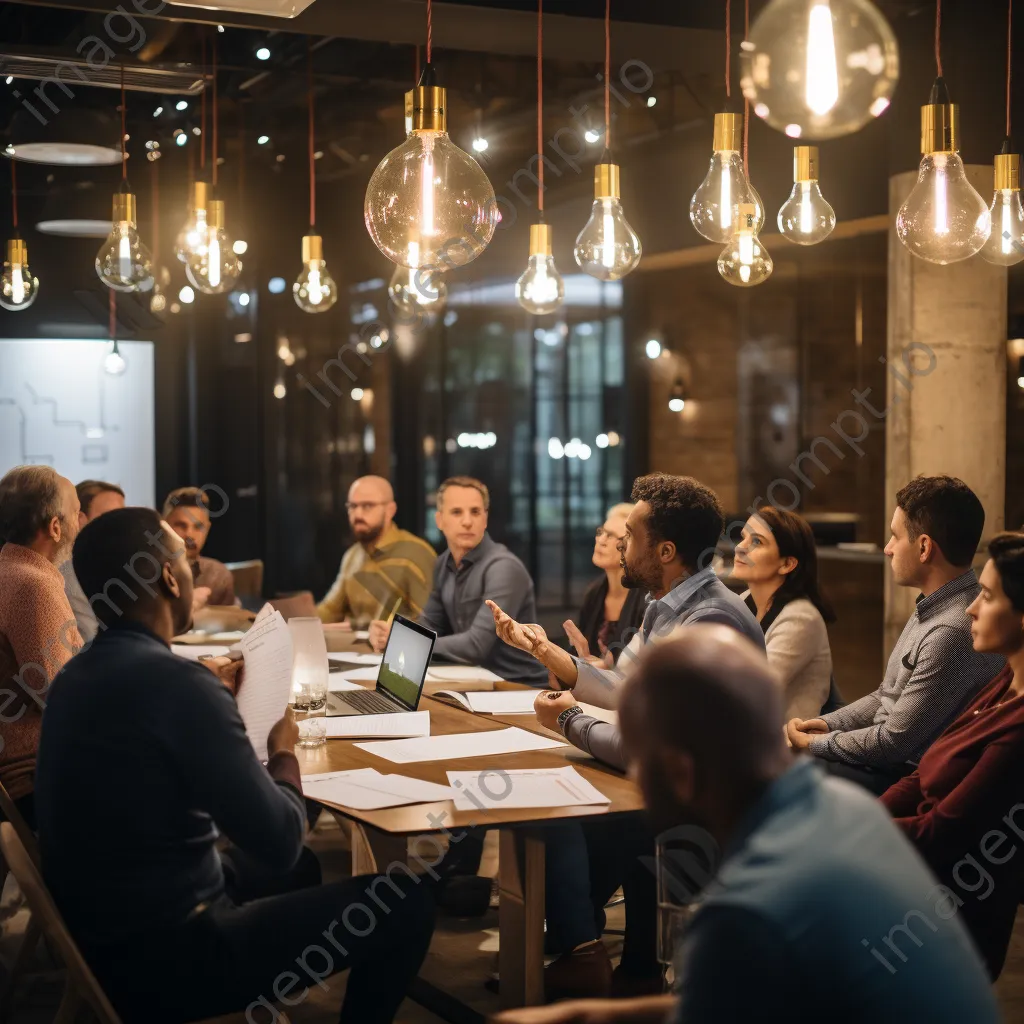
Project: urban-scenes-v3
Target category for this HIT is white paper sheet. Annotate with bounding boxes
[334,667,381,683]
[171,644,231,661]
[346,653,384,665]
[355,726,565,764]
[324,711,430,739]
[301,768,454,809]
[464,690,540,714]
[431,690,471,710]
[235,609,294,760]
[426,666,504,684]
[446,766,611,811]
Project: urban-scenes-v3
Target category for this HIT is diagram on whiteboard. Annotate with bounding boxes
[0,340,155,507]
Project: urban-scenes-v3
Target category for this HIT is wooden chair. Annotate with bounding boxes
[270,591,317,620]
[224,559,265,606]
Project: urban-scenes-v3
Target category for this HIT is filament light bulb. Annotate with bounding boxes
[185,200,242,294]
[690,113,764,242]
[574,161,641,281]
[0,239,39,311]
[294,233,337,313]
[896,80,991,265]
[980,151,1024,267]
[777,145,836,244]
[95,192,153,292]
[388,253,447,313]
[718,203,773,287]
[104,340,127,376]
[175,181,210,263]
[741,0,899,140]
[517,224,565,314]
[365,78,498,271]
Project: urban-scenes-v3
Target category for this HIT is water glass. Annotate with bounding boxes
[288,616,329,749]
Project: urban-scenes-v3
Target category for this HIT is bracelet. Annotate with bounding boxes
[556,705,584,735]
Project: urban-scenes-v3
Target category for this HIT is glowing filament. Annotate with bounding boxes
[601,208,616,269]
[307,266,324,306]
[806,3,839,116]
[11,265,24,304]
[934,168,948,235]
[118,227,132,281]
[799,182,814,234]
[208,236,221,289]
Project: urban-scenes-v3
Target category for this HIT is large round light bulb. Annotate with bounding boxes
[175,181,210,263]
[896,83,990,265]
[777,145,836,244]
[388,259,447,313]
[718,204,773,287]
[980,152,1024,267]
[95,193,154,292]
[574,162,641,281]
[104,340,127,376]
[690,113,764,242]
[517,224,565,315]
[741,0,898,140]
[365,82,498,271]
[185,200,242,294]
[294,233,338,313]
[0,239,39,311]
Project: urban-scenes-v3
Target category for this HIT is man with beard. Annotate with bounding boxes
[163,486,236,607]
[494,628,998,1024]
[317,475,436,629]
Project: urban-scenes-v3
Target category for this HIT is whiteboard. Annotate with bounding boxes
[0,339,155,507]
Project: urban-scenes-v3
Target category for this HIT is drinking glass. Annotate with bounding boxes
[288,616,328,749]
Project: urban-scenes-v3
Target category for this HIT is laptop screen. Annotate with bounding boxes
[378,615,435,710]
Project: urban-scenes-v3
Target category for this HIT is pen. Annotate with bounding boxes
[385,597,402,625]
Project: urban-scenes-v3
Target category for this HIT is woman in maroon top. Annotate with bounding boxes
[881,531,1024,979]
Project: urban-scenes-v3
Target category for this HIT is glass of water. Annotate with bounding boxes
[289,617,329,749]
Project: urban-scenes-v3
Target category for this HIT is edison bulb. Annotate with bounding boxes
[95,193,154,292]
[365,82,498,270]
[388,261,447,313]
[777,146,836,244]
[294,233,337,313]
[741,0,899,140]
[0,239,39,310]
[575,163,641,281]
[149,265,171,313]
[185,201,242,294]
[690,113,764,242]
[718,204,773,286]
[175,181,210,263]
[517,224,565,314]
[104,341,127,376]
[980,153,1024,267]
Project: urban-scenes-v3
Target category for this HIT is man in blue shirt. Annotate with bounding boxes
[495,627,999,1024]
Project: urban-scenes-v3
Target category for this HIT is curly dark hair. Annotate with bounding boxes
[631,473,724,573]
[895,475,985,568]
[988,532,1024,613]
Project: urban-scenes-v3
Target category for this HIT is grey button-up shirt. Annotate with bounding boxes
[419,532,549,685]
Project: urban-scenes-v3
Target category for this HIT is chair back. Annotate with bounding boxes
[0,780,39,863]
[0,822,122,1024]
[820,673,846,715]
[225,559,264,605]
[271,591,318,620]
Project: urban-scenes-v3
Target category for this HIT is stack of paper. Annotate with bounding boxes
[302,768,454,810]
[445,766,611,811]
[355,726,565,764]
[433,689,540,715]
[324,711,430,739]
[236,604,294,760]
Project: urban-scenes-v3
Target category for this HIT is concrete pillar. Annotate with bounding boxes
[883,165,1007,656]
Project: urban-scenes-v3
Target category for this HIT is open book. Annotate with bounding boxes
[432,689,539,715]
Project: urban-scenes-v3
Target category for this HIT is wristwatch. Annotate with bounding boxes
[556,705,584,735]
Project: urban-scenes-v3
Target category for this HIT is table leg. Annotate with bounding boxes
[498,829,545,1008]
[327,811,409,876]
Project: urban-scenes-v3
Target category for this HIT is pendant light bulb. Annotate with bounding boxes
[388,257,447,313]
[574,162,642,281]
[777,146,836,243]
[365,74,498,271]
[896,79,991,265]
[95,192,154,292]
[718,203,773,286]
[979,151,1024,266]
[668,378,688,413]
[740,0,899,140]
[175,181,211,263]
[185,200,242,294]
[690,114,764,242]
[104,339,127,377]
[0,239,39,311]
[294,233,337,313]
[149,266,171,313]
[517,224,565,314]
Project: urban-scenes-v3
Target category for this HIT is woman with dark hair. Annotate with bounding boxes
[880,532,1023,979]
[731,506,834,719]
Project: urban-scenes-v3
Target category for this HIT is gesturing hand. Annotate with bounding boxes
[486,600,544,655]
[562,619,592,659]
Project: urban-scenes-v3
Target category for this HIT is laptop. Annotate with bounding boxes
[327,614,436,717]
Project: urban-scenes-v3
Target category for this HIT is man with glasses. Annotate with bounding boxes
[317,475,437,630]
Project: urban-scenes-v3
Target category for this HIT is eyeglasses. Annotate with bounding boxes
[595,526,625,542]
[346,501,389,514]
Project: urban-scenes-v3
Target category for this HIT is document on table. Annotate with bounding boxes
[235,608,294,760]
[355,726,565,764]
[433,689,539,714]
[301,768,454,810]
[446,766,611,811]
[426,666,504,684]
[172,643,232,662]
[324,711,429,739]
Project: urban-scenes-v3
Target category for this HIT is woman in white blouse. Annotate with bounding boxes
[732,506,834,720]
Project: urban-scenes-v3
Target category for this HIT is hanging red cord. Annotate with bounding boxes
[308,37,316,228]
[1007,0,1013,139]
[212,38,219,187]
[725,0,731,100]
[742,0,749,173]
[604,0,611,146]
[120,63,127,181]
[426,0,433,65]
[935,0,943,78]
[537,0,544,213]
[200,32,207,171]
[10,157,17,232]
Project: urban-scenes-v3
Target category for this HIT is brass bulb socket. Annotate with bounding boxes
[713,112,742,152]
[921,102,958,154]
[6,238,27,264]
[190,180,210,212]
[404,89,414,130]
[737,202,757,230]
[111,192,136,224]
[412,85,446,133]
[529,223,553,256]
[207,199,225,230]
[994,152,1020,191]
[594,162,620,199]
[794,145,819,182]
[302,234,324,263]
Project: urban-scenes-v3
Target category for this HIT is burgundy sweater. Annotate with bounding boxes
[881,664,1024,977]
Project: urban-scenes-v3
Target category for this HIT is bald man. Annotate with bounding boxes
[317,476,437,629]
[499,627,999,1024]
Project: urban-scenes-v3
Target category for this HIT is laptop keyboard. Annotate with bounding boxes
[340,689,400,714]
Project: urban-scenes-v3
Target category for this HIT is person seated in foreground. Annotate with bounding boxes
[370,476,547,685]
[60,479,125,643]
[881,530,1024,979]
[0,465,83,827]
[317,475,437,630]
[788,475,1003,795]
[731,505,834,719]
[495,627,1000,1024]
[35,508,434,1024]
[163,486,236,607]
